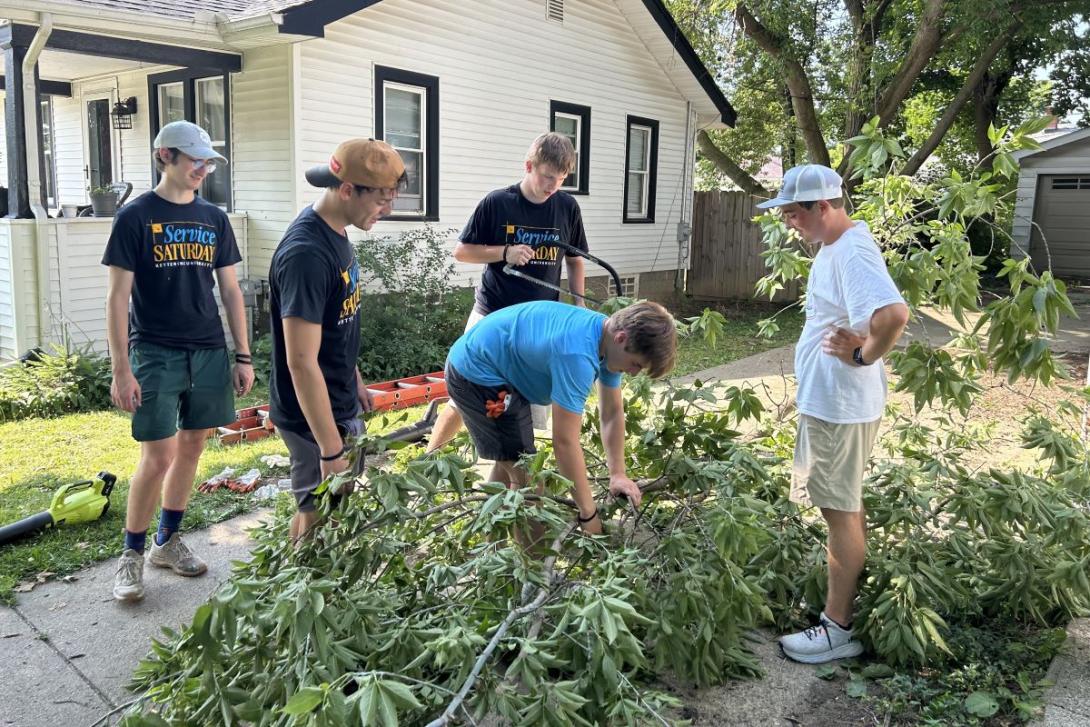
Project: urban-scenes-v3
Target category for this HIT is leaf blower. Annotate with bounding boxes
[0,471,116,546]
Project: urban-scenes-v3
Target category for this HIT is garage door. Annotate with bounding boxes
[1030,175,1090,277]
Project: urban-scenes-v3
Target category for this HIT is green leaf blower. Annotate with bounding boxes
[0,472,116,546]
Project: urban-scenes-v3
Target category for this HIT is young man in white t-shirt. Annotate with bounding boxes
[757,164,909,663]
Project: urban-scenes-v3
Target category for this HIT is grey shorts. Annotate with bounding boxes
[791,414,881,512]
[445,362,535,462]
[280,417,365,512]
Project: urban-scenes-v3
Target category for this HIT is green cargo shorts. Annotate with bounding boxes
[129,342,235,442]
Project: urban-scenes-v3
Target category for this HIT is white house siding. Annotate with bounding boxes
[1012,136,1090,261]
[0,93,6,177]
[291,0,699,290]
[0,222,16,358]
[231,43,295,280]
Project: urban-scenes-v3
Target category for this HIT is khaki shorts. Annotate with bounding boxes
[791,414,881,512]
[455,308,549,430]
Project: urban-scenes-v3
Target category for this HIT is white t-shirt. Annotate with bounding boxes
[794,221,905,424]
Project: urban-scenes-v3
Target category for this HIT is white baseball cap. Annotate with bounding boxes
[756,164,842,209]
[153,121,227,164]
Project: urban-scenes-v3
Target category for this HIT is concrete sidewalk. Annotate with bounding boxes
[0,510,270,727]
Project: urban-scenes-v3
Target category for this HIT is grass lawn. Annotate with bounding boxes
[0,388,432,604]
[672,299,804,377]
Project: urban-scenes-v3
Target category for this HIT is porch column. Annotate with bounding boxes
[1,25,43,219]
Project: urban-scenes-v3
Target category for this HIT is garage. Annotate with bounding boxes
[1012,128,1090,279]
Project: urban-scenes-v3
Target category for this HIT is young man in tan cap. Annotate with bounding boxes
[427,132,589,452]
[104,120,255,602]
[757,164,909,663]
[268,139,406,540]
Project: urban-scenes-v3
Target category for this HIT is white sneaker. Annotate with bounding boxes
[780,612,863,664]
[113,548,145,602]
[148,532,208,577]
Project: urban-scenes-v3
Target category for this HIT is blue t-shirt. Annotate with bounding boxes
[447,301,622,414]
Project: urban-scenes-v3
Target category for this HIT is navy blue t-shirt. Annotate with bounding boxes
[268,207,362,434]
[100,191,241,350]
[461,184,589,314]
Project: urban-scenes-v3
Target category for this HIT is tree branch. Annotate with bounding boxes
[874,0,948,126]
[696,130,769,195]
[901,20,1022,176]
[424,524,576,727]
[734,3,830,165]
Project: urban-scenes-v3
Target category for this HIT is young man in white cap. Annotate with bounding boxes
[268,139,406,541]
[104,120,254,602]
[757,164,909,663]
[426,132,588,452]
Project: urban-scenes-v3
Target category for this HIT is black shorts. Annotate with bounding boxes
[445,362,535,462]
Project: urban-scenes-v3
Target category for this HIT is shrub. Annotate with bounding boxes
[355,226,472,381]
[0,346,112,421]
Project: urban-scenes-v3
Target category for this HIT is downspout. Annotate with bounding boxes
[23,14,53,349]
[675,101,696,293]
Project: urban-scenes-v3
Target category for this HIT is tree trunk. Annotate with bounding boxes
[696,131,770,195]
[973,67,1014,172]
[901,22,1020,176]
[734,3,830,166]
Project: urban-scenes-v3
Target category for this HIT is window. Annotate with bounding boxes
[550,101,590,194]
[1052,177,1090,190]
[40,97,57,208]
[148,70,232,209]
[623,115,658,223]
[618,275,638,298]
[375,66,439,221]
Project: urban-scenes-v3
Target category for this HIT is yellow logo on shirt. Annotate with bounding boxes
[151,224,163,233]
[506,225,515,234]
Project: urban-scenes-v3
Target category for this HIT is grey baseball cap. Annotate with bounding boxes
[153,120,227,164]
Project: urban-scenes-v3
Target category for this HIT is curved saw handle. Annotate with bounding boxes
[554,241,624,299]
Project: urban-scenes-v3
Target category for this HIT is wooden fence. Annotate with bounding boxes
[687,190,801,302]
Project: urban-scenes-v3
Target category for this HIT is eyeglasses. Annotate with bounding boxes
[179,152,217,174]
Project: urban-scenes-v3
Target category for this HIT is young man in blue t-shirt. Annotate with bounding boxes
[103,121,254,602]
[444,301,676,534]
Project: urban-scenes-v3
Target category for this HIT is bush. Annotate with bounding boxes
[0,346,112,421]
[355,226,473,381]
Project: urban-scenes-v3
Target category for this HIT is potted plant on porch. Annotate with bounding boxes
[88,185,118,217]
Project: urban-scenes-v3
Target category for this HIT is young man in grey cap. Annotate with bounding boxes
[268,139,406,541]
[757,164,909,663]
[103,120,254,602]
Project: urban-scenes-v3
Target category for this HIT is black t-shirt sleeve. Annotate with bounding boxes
[566,200,588,255]
[275,249,331,325]
[214,215,243,269]
[100,206,143,270]
[459,195,496,245]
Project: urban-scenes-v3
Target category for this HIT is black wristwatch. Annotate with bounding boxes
[851,346,871,366]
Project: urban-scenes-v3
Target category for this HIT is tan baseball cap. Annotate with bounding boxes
[305,138,406,189]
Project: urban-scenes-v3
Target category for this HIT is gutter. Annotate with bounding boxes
[22,13,53,350]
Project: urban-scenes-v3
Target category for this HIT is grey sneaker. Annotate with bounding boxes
[148,532,208,577]
[113,549,145,602]
[780,612,863,664]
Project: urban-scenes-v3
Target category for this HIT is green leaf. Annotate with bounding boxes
[846,678,868,698]
[283,687,324,716]
[814,664,838,680]
[964,691,1000,717]
[861,663,895,680]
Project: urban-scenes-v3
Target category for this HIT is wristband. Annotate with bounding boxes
[234,353,252,364]
[851,346,871,367]
[502,243,510,264]
[577,510,599,524]
[319,446,346,462]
